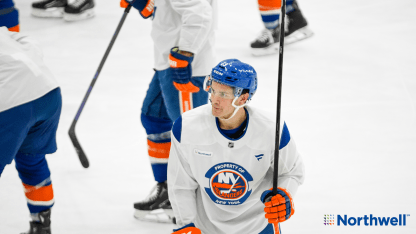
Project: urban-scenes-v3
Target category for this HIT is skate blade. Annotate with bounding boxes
[31,8,64,18]
[63,9,95,22]
[251,43,280,56]
[134,208,174,224]
[285,26,314,45]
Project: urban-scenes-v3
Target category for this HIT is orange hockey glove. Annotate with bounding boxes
[169,47,200,93]
[261,187,295,223]
[171,223,201,234]
[120,0,154,19]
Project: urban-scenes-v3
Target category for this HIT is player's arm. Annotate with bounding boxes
[273,122,305,197]
[168,116,200,228]
[168,0,213,93]
[261,122,305,223]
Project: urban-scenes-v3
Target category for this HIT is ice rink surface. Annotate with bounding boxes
[1,0,416,233]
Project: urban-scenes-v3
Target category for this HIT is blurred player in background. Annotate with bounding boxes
[168,59,305,234]
[0,27,62,234]
[31,0,95,21]
[251,0,313,56]
[121,0,217,223]
[0,0,19,31]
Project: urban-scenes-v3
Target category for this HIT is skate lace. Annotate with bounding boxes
[256,29,273,43]
[71,0,87,7]
[143,183,162,202]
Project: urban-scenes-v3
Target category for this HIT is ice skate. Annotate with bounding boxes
[63,0,95,22]
[21,209,51,234]
[250,27,281,56]
[284,8,313,45]
[31,0,67,18]
[251,6,313,56]
[134,181,174,223]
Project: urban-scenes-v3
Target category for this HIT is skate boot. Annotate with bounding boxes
[21,209,51,234]
[250,26,281,56]
[63,0,95,22]
[134,181,174,223]
[284,2,314,45]
[250,3,313,56]
[31,0,68,18]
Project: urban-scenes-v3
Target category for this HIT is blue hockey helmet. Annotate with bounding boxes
[204,59,257,100]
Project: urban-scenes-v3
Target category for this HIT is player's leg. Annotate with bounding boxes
[0,93,38,178]
[156,71,207,219]
[251,0,282,56]
[15,88,61,234]
[0,117,26,177]
[0,0,19,32]
[17,88,62,155]
[135,71,174,223]
[135,70,208,222]
[15,154,54,234]
[251,0,313,56]
[63,0,95,22]
[0,100,53,234]
[32,0,67,18]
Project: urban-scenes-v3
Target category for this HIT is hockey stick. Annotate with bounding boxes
[272,1,286,233]
[273,0,286,195]
[68,5,132,168]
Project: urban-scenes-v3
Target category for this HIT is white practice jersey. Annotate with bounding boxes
[151,0,217,76]
[168,104,305,234]
[0,27,59,112]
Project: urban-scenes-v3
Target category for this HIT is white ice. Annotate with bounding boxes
[1,0,416,233]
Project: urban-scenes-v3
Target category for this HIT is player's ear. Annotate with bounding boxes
[239,93,249,105]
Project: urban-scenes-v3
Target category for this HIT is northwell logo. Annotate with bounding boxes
[324,214,334,225]
[325,214,410,226]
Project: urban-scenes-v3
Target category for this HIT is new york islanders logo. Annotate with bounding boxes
[205,162,253,205]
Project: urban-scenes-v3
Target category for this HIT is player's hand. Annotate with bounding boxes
[120,0,154,19]
[169,47,200,93]
[261,187,295,223]
[171,223,201,234]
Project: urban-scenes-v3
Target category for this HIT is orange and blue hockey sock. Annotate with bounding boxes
[258,0,295,30]
[0,0,19,32]
[14,153,54,219]
[141,114,173,183]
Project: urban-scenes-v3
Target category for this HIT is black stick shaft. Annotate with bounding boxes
[74,5,131,122]
[273,0,286,194]
[68,5,132,168]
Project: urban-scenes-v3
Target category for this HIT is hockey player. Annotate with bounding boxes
[0,0,19,32]
[0,27,62,234]
[121,0,216,222]
[31,0,95,21]
[168,59,305,233]
[251,0,313,56]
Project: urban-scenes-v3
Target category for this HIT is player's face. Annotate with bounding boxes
[210,81,236,118]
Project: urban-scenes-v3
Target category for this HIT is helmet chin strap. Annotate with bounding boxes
[219,96,250,121]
